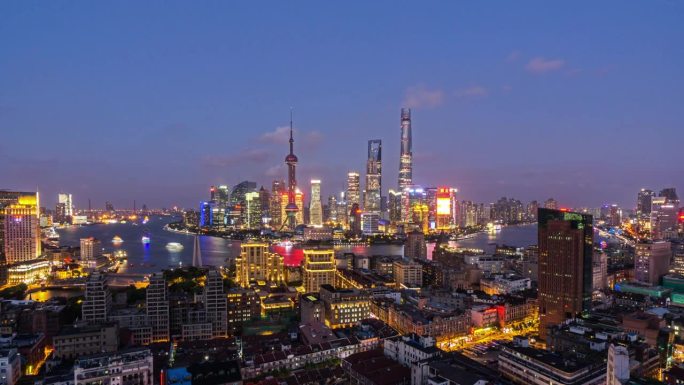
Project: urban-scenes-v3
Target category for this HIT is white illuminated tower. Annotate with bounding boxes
[399,108,412,190]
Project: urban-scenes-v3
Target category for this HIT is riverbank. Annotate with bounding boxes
[163,223,198,235]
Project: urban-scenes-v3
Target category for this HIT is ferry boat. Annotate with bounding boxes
[44,227,60,240]
[112,236,124,244]
[165,242,184,251]
[142,236,151,245]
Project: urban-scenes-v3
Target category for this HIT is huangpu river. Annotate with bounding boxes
[55,217,541,274]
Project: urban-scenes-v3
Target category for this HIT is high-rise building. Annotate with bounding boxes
[258,186,271,225]
[1,191,36,270]
[346,172,361,209]
[543,198,558,210]
[635,241,671,285]
[526,201,539,221]
[216,185,230,207]
[80,237,101,260]
[295,189,304,225]
[147,272,169,342]
[302,249,336,293]
[361,212,380,235]
[435,187,456,230]
[58,193,73,217]
[398,108,413,190]
[235,243,284,286]
[336,193,348,227]
[349,203,362,235]
[284,113,299,229]
[388,189,402,225]
[637,189,655,219]
[82,271,112,323]
[651,196,678,240]
[244,191,261,229]
[270,180,285,228]
[364,140,382,213]
[3,193,41,264]
[204,269,227,338]
[309,180,323,226]
[327,195,338,223]
[405,230,427,259]
[538,208,593,339]
[199,201,212,228]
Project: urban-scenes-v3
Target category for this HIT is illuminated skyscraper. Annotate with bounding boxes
[58,193,73,217]
[364,140,382,213]
[346,172,360,209]
[327,195,338,223]
[637,189,655,219]
[436,187,456,230]
[309,180,323,226]
[3,193,41,264]
[398,108,413,190]
[336,192,348,226]
[538,208,593,339]
[245,191,261,229]
[216,185,230,207]
[284,113,299,229]
[270,180,285,228]
[258,186,271,225]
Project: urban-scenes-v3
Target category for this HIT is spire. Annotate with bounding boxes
[192,235,202,267]
[289,108,294,155]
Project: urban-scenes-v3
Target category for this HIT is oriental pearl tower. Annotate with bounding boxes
[284,111,299,230]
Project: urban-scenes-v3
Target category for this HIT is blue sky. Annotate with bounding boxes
[1,1,682,209]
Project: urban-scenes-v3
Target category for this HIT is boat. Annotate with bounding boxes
[112,236,124,244]
[165,242,184,251]
[142,236,151,244]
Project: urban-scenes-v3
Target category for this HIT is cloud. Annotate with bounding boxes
[259,126,291,144]
[304,131,323,146]
[264,164,285,177]
[201,148,269,167]
[505,51,521,63]
[455,85,488,98]
[525,57,565,74]
[402,85,444,109]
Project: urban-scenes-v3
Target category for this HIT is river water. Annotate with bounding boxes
[56,217,540,273]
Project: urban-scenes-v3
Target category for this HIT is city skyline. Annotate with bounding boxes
[2,1,683,208]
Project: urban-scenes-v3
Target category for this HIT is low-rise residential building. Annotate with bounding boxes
[498,338,606,385]
[480,274,531,295]
[393,259,423,288]
[52,323,119,360]
[384,333,441,367]
[74,348,153,385]
[319,285,370,329]
[378,302,471,342]
[0,349,21,385]
[343,348,411,385]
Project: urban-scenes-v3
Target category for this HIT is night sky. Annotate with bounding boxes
[1,1,682,210]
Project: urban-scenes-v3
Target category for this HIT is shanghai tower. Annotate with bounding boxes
[398,108,413,190]
[284,112,299,229]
